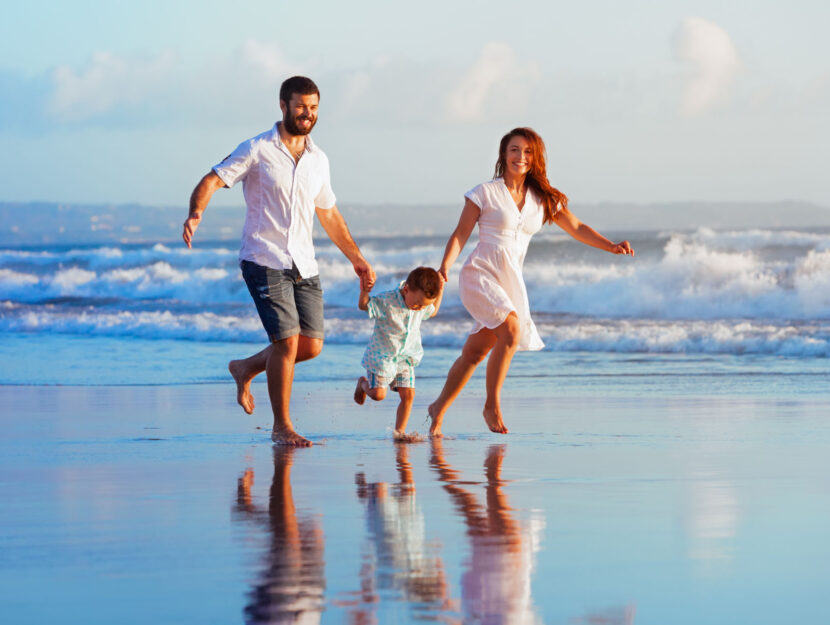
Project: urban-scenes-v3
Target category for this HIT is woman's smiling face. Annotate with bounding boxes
[504,136,533,178]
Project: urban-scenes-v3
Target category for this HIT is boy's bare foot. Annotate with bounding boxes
[228,360,254,414]
[482,407,509,434]
[271,426,312,447]
[428,403,443,438]
[354,377,367,405]
[394,430,425,443]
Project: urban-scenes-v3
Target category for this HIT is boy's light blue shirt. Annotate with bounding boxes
[361,283,435,378]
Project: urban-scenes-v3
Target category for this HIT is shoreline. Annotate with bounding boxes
[3,384,830,623]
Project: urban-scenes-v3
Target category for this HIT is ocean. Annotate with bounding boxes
[4,225,830,624]
[1,226,829,392]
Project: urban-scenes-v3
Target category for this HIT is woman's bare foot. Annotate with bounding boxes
[354,377,367,405]
[271,426,312,447]
[428,403,443,438]
[484,444,507,478]
[482,406,509,434]
[228,360,255,414]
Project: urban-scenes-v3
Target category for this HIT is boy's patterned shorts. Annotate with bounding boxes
[366,364,415,390]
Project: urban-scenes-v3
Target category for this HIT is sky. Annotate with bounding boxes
[1,0,828,210]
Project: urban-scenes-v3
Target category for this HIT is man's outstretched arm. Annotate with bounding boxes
[183,171,226,248]
[316,205,375,290]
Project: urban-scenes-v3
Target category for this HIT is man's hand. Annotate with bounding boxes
[183,214,202,249]
[184,171,225,249]
[354,258,376,291]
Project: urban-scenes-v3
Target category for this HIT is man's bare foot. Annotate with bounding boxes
[482,407,509,434]
[428,403,443,438]
[271,426,312,447]
[228,360,255,414]
[354,377,367,405]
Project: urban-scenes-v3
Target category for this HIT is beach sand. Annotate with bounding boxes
[2,381,829,624]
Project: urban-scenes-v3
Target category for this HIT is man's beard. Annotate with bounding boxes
[283,112,317,136]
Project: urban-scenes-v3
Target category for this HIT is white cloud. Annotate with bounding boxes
[446,42,539,123]
[674,16,741,116]
[48,50,176,121]
[237,39,297,82]
[42,41,308,128]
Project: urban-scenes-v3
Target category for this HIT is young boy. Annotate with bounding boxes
[354,267,443,439]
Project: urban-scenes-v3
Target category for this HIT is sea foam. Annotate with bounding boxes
[2,228,830,356]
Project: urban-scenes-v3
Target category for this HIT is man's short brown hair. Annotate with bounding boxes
[405,267,441,299]
[279,76,320,105]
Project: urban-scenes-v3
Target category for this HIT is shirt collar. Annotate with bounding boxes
[272,122,317,153]
[395,282,407,308]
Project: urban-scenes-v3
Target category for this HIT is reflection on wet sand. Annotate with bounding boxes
[350,443,456,623]
[430,441,545,624]
[234,447,325,624]
[233,443,547,623]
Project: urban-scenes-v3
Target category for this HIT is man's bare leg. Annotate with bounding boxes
[428,330,496,437]
[229,348,267,414]
[230,336,322,415]
[266,335,310,446]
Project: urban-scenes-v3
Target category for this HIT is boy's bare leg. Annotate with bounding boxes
[353,376,367,405]
[482,313,519,434]
[394,387,415,438]
[357,377,387,402]
[230,336,322,415]
[428,330,496,437]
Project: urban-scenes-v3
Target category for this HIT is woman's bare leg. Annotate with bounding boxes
[428,329,496,437]
[482,313,520,434]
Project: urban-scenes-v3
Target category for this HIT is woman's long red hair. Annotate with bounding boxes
[494,127,567,224]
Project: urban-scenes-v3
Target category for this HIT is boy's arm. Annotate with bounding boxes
[430,282,445,318]
[358,287,371,312]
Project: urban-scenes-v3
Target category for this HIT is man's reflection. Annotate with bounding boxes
[352,442,456,622]
[234,447,325,624]
[430,441,545,624]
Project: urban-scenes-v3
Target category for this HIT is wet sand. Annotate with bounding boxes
[2,382,830,624]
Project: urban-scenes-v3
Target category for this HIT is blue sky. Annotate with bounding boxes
[1,0,828,208]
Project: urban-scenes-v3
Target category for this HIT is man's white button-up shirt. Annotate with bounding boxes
[212,123,336,277]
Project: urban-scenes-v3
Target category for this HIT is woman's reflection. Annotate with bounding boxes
[234,447,325,624]
[352,442,456,622]
[430,440,545,624]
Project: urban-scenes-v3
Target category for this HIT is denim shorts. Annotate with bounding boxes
[240,260,324,342]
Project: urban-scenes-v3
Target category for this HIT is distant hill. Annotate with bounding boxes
[2,199,829,245]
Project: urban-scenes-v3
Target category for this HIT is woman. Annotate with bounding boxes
[429,127,633,436]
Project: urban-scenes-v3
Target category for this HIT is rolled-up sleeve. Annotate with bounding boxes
[213,140,253,188]
[314,154,336,209]
[366,296,384,320]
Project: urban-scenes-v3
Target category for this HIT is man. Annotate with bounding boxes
[183,76,375,447]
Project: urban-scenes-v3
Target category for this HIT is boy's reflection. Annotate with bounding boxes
[234,447,325,624]
[430,440,545,624]
[352,442,455,622]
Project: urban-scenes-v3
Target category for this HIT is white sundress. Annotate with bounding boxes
[459,178,545,351]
